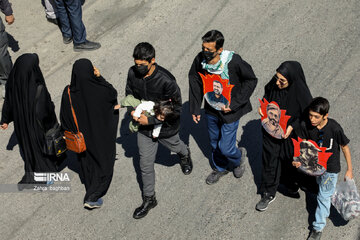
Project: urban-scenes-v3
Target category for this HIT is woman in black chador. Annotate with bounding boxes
[60,59,119,209]
[0,53,60,189]
[256,61,315,211]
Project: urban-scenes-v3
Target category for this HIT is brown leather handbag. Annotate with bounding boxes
[64,87,87,153]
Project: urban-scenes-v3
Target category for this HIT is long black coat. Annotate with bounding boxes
[60,59,119,202]
[1,53,59,184]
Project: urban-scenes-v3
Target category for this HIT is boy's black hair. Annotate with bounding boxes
[133,42,155,63]
[153,99,179,122]
[308,97,330,116]
[202,30,224,50]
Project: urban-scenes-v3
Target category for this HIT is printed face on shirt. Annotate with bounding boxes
[267,105,281,127]
[299,142,319,163]
[213,81,223,96]
[309,110,328,127]
[300,146,315,159]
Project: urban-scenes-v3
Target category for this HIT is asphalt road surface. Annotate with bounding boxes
[0,0,359,239]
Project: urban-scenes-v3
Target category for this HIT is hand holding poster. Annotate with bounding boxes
[259,98,291,139]
[292,137,333,176]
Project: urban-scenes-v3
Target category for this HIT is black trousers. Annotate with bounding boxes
[259,129,299,196]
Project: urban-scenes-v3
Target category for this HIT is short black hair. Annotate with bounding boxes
[133,42,155,63]
[308,97,330,116]
[153,99,179,122]
[202,30,224,50]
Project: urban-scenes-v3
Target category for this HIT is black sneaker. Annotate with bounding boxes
[63,36,73,44]
[206,170,229,185]
[255,193,276,211]
[233,147,247,178]
[73,40,101,52]
[307,229,322,240]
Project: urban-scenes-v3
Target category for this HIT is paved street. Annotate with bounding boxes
[0,0,359,239]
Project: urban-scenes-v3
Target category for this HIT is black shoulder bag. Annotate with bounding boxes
[35,85,67,157]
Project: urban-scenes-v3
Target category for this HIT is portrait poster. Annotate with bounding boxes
[292,137,333,176]
[259,98,291,139]
[199,73,234,111]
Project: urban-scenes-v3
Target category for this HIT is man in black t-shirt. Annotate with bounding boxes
[292,97,353,240]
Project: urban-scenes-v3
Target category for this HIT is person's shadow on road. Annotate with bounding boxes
[237,119,262,192]
[179,101,212,166]
[116,112,143,194]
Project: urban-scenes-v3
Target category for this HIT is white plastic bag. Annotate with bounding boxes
[331,178,360,221]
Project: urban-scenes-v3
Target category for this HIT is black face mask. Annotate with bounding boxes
[134,64,150,76]
[202,50,216,63]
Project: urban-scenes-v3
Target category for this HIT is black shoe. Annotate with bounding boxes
[206,170,229,185]
[179,147,193,175]
[255,192,276,211]
[133,194,157,219]
[73,40,101,52]
[307,229,322,240]
[63,36,73,44]
[46,17,58,25]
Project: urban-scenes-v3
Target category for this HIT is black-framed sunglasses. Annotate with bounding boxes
[274,74,287,85]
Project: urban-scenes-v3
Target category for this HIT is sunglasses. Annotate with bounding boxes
[274,75,288,85]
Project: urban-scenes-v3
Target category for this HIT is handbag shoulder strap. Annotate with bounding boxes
[67,86,80,133]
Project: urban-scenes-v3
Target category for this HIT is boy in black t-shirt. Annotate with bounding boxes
[292,97,353,240]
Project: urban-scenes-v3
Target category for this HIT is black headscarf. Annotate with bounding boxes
[264,61,312,127]
[1,53,59,184]
[60,59,119,202]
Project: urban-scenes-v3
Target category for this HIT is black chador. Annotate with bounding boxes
[260,61,315,197]
[1,53,60,186]
[60,59,119,203]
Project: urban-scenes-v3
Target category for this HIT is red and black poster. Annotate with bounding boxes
[199,73,234,111]
[259,98,291,139]
[292,137,333,176]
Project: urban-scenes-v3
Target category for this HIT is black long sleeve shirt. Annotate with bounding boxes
[125,63,182,139]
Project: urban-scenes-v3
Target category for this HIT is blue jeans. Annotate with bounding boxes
[54,0,86,44]
[206,114,242,172]
[313,172,338,231]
